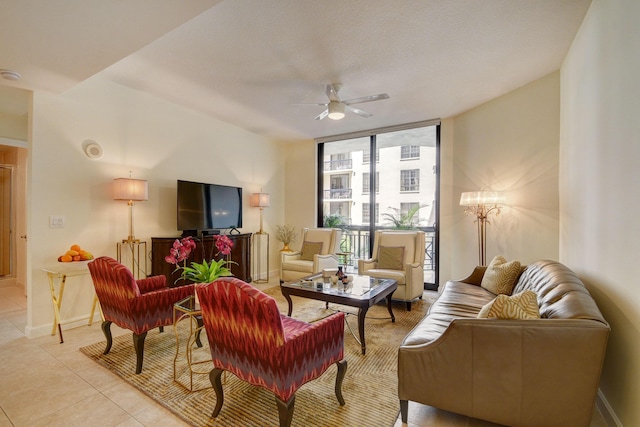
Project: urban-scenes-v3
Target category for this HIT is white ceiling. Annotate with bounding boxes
[0,0,591,141]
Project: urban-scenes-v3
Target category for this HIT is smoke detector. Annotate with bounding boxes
[0,69,21,81]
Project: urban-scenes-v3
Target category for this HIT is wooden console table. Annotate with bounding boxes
[151,233,252,285]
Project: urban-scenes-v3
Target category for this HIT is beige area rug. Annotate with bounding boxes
[80,287,434,427]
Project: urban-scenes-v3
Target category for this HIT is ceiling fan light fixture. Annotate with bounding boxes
[328,101,345,120]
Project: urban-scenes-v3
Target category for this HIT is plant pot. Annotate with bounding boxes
[280,243,293,252]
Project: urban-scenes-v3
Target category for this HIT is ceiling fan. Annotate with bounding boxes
[304,84,390,120]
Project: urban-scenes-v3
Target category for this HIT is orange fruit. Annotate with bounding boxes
[66,250,79,256]
[71,244,82,252]
[72,255,81,261]
[60,255,73,262]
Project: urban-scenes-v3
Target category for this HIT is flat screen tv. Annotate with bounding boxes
[177,180,243,234]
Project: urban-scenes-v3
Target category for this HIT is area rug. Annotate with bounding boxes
[80,287,434,427]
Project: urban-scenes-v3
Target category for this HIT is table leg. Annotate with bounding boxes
[386,294,396,323]
[48,273,66,344]
[357,307,369,355]
[282,291,293,316]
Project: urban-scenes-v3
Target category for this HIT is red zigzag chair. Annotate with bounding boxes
[88,256,194,374]
[196,277,347,427]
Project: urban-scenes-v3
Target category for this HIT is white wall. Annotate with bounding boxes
[561,0,640,425]
[442,72,560,281]
[26,77,285,337]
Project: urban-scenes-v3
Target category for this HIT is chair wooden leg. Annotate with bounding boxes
[133,331,147,374]
[210,368,225,417]
[159,326,164,333]
[335,359,347,405]
[400,399,409,423]
[275,395,295,427]
[101,321,113,355]
[406,301,412,311]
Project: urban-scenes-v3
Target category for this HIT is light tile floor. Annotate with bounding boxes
[0,283,607,427]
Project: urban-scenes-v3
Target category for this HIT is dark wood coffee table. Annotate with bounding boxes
[280,274,397,355]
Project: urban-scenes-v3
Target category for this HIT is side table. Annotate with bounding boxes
[173,295,212,392]
[42,261,103,344]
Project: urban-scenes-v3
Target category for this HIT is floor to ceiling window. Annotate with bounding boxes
[317,120,440,288]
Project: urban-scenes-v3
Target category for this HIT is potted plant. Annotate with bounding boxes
[165,235,237,305]
[276,224,297,252]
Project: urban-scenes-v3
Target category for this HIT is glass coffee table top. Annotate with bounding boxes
[285,273,393,298]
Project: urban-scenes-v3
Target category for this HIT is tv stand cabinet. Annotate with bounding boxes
[151,233,252,285]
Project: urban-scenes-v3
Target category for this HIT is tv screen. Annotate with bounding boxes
[177,180,243,232]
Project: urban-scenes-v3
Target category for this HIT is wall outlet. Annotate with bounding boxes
[49,215,65,228]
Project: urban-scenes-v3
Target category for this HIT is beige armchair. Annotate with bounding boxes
[280,228,342,282]
[358,230,425,310]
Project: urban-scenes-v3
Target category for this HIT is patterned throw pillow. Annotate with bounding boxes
[377,246,405,270]
[480,255,521,295]
[477,290,540,319]
[300,241,323,261]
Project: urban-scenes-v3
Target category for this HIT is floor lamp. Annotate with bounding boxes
[250,192,270,284]
[459,191,505,266]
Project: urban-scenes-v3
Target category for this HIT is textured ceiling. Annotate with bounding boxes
[0,0,591,141]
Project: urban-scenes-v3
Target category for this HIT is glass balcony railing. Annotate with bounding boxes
[324,159,353,171]
[324,189,353,199]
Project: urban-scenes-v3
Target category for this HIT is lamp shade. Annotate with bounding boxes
[113,178,148,202]
[250,192,270,208]
[459,191,505,206]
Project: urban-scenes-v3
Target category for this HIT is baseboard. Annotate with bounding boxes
[597,388,623,427]
[25,313,103,339]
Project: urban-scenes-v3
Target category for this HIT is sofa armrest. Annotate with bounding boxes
[399,317,609,427]
[457,266,486,286]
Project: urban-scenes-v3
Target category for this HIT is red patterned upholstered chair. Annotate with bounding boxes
[88,256,194,374]
[196,277,347,427]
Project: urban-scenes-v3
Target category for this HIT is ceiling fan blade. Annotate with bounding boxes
[346,105,373,118]
[343,93,390,105]
[294,102,329,106]
[314,109,329,120]
[326,84,342,102]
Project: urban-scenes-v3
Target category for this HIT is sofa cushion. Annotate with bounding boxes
[477,290,540,319]
[378,246,405,270]
[300,241,323,261]
[401,281,495,346]
[480,255,521,295]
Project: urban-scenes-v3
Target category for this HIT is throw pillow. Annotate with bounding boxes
[477,290,540,319]
[378,246,405,270]
[480,255,522,295]
[300,241,323,261]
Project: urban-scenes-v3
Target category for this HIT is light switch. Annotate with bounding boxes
[49,216,65,228]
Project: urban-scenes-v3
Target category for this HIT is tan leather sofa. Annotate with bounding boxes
[398,260,610,427]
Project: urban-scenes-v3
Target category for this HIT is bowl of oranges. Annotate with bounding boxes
[58,244,94,262]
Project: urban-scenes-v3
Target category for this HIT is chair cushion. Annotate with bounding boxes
[379,232,416,263]
[480,255,521,295]
[378,246,405,270]
[303,229,334,254]
[477,290,540,319]
[300,241,324,261]
[364,268,406,285]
